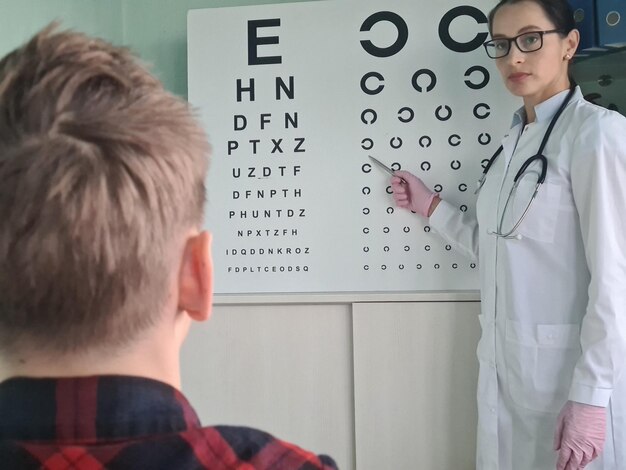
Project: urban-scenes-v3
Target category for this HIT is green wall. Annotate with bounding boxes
[0,0,317,98]
[0,0,123,57]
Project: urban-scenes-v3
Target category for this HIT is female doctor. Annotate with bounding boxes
[391,1,626,469]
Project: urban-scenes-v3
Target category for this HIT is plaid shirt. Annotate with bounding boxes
[0,376,337,470]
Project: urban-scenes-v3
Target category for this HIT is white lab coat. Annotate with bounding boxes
[429,87,626,470]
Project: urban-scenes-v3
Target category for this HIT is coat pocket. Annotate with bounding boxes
[508,179,563,243]
[505,320,581,413]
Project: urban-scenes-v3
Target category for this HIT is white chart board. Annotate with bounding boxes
[188,0,519,294]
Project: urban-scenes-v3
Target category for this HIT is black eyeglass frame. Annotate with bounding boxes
[483,29,565,59]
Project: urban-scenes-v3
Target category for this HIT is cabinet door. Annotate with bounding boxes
[353,302,481,470]
[181,303,354,469]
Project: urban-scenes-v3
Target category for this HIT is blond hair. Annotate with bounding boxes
[0,24,209,354]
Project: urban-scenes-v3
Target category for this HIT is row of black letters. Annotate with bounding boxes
[227,265,309,274]
[231,103,492,132]
[233,65,490,103]
[228,209,306,219]
[226,247,310,256]
[225,264,475,273]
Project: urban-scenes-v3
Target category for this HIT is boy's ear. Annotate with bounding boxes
[178,231,213,322]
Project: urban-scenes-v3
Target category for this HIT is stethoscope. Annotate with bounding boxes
[475,85,576,239]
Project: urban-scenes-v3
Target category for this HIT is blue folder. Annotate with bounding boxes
[596,0,626,46]
[568,0,601,51]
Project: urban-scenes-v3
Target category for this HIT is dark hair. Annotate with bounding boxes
[488,0,576,35]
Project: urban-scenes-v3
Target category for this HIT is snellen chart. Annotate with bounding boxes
[188,0,519,294]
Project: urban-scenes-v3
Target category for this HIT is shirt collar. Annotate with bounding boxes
[0,375,201,441]
[511,86,583,127]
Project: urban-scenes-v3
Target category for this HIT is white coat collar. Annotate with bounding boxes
[511,86,583,127]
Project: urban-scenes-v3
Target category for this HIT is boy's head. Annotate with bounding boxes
[0,25,211,357]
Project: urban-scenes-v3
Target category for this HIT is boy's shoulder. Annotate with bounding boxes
[0,425,338,470]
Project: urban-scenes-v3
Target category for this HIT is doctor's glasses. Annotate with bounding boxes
[483,29,564,59]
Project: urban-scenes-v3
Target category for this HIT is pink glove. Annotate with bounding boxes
[390,170,437,218]
[554,401,606,470]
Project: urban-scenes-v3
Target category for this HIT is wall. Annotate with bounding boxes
[0,0,316,98]
[120,0,320,98]
[0,0,122,57]
[181,300,481,470]
[181,303,357,468]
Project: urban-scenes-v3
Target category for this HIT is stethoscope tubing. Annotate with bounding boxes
[476,86,576,238]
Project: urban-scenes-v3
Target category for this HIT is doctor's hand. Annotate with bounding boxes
[390,171,438,218]
[553,401,606,470]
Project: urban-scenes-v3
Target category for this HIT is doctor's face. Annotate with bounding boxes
[490,1,576,106]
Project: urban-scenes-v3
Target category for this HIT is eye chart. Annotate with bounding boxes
[188,0,519,295]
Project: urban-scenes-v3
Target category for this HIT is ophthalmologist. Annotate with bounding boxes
[391,0,626,469]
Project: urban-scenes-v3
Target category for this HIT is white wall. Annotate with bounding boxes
[181,300,481,470]
[353,302,480,470]
[181,303,355,468]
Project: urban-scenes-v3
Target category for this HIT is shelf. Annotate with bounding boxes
[572,46,626,83]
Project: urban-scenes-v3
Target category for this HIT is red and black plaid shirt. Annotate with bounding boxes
[0,376,338,469]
